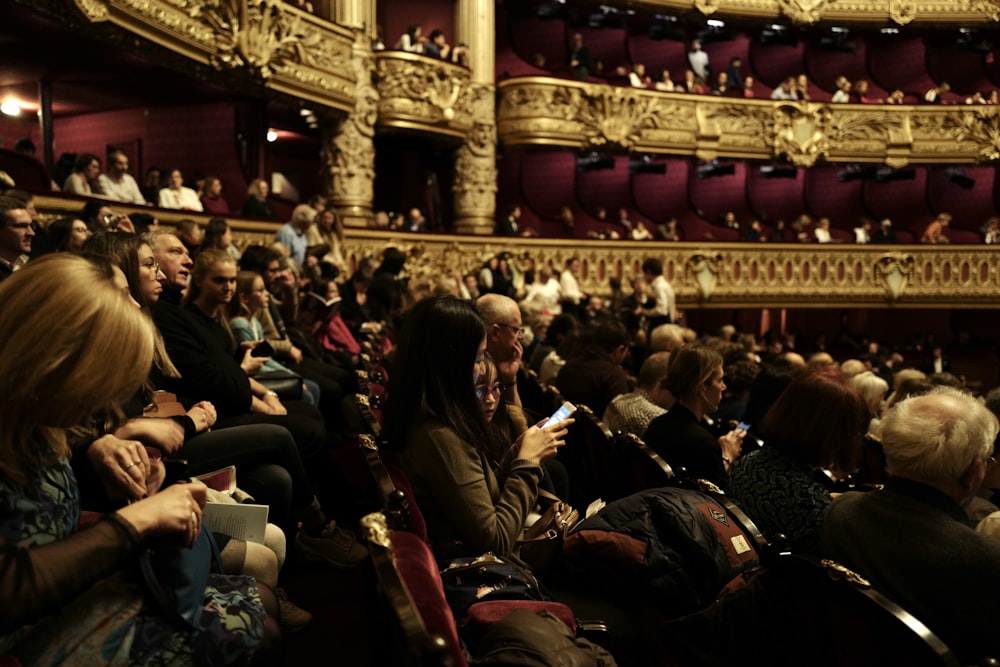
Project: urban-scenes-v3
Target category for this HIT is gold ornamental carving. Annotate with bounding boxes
[684,252,725,301]
[772,102,831,167]
[873,253,916,302]
[888,0,918,24]
[500,79,1000,166]
[969,0,1000,21]
[775,0,830,24]
[374,52,474,138]
[327,43,378,227]
[454,84,498,235]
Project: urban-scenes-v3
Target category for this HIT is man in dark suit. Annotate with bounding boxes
[871,218,898,244]
[822,387,1000,664]
[568,33,593,80]
[498,204,521,236]
[920,345,951,375]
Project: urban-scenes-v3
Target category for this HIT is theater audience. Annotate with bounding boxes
[0,194,33,281]
[63,152,101,195]
[243,178,276,219]
[158,168,203,211]
[97,148,147,204]
[46,216,92,253]
[276,204,316,270]
[200,176,231,214]
[203,217,242,261]
[822,387,1000,664]
[921,212,951,244]
[556,318,631,419]
[603,351,673,436]
[306,207,348,280]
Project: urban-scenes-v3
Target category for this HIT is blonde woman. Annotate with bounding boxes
[242,178,276,219]
[306,207,349,280]
[0,254,277,664]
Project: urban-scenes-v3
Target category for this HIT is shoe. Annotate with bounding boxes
[276,587,312,634]
[295,521,368,569]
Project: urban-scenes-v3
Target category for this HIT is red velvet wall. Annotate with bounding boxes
[0,116,42,156]
[378,0,455,52]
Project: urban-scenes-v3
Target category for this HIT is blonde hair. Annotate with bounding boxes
[0,255,153,483]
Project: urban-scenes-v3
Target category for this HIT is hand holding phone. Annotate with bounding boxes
[251,341,275,358]
[542,401,577,429]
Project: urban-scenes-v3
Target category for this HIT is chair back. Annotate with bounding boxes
[355,393,384,437]
[362,512,464,667]
[605,431,674,502]
[359,433,428,542]
[518,368,557,423]
[558,403,617,509]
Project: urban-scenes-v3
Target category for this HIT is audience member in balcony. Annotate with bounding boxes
[141,165,162,203]
[371,25,386,52]
[744,218,766,242]
[741,76,756,98]
[813,217,833,243]
[63,152,102,196]
[199,176,230,215]
[558,205,576,238]
[13,137,35,158]
[831,76,851,103]
[921,212,951,244]
[644,344,746,491]
[983,217,1000,244]
[770,77,798,101]
[47,216,92,253]
[0,195,33,282]
[854,218,873,244]
[872,218,898,244]
[276,204,316,270]
[720,210,740,230]
[711,72,729,96]
[924,81,950,104]
[243,178,276,219]
[795,73,811,101]
[629,63,651,88]
[97,148,147,205]
[498,204,522,236]
[655,69,675,92]
[531,52,547,69]
[158,168,203,211]
[632,219,654,240]
[791,214,812,242]
[886,88,906,104]
[655,217,680,241]
[424,29,458,62]
[854,79,881,104]
[617,207,634,236]
[405,207,427,232]
[682,69,708,94]
[687,39,710,81]
[394,23,425,53]
[569,33,593,80]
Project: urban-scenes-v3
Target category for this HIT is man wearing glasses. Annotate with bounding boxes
[0,195,33,283]
[477,293,525,408]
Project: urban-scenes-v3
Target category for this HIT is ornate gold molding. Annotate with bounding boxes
[70,0,356,112]
[453,83,498,234]
[590,0,999,25]
[499,78,1000,168]
[374,52,476,140]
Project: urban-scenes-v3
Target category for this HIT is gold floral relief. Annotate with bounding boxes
[374,52,474,136]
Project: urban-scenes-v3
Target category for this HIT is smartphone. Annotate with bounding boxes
[542,401,577,429]
[736,421,751,432]
[251,341,275,358]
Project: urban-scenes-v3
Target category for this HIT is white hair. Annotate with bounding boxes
[650,323,685,352]
[879,386,998,485]
[849,371,888,415]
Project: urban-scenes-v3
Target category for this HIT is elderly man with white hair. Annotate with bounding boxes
[822,387,1000,663]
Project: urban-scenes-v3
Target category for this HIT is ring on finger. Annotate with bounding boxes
[190,511,198,528]
[123,461,138,470]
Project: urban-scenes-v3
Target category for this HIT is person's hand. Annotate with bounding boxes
[261,392,287,416]
[145,458,166,496]
[306,255,319,268]
[186,401,217,433]
[289,346,304,364]
[516,418,574,465]
[116,216,136,233]
[138,418,186,455]
[496,340,523,385]
[718,429,746,465]
[240,347,267,374]
[87,434,152,501]
[116,481,208,546]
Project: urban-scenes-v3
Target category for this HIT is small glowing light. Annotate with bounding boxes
[299,108,312,116]
[0,101,21,116]
[266,130,278,143]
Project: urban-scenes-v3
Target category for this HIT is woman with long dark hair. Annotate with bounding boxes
[383,295,570,559]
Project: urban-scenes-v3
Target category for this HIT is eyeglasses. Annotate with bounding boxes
[475,383,503,401]
[141,260,160,273]
[497,323,526,337]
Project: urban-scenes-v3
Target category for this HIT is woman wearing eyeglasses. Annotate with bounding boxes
[384,296,572,561]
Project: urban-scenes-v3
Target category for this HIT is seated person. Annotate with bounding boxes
[603,351,673,436]
[555,318,631,419]
[822,387,1000,664]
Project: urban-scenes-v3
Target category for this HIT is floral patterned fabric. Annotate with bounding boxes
[0,457,265,666]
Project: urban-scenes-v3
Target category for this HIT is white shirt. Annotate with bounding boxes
[559,269,583,304]
[521,278,562,315]
[158,186,203,211]
[655,80,675,92]
[628,72,644,88]
[831,89,851,103]
[98,172,146,204]
[854,227,870,244]
[815,228,832,244]
[648,274,675,320]
[688,49,709,80]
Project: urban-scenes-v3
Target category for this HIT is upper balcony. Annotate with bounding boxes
[498,77,1000,168]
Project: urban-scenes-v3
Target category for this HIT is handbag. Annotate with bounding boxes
[138,522,222,631]
[517,490,580,572]
[255,370,304,400]
[439,552,549,618]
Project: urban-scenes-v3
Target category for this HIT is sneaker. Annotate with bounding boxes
[295,521,368,568]
[276,587,312,634]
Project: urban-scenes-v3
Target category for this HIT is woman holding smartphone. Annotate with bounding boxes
[383,295,572,560]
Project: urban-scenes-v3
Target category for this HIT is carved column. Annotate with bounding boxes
[453,0,497,235]
[325,34,378,228]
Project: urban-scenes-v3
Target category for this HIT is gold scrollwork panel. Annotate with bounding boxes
[71,0,356,112]
[499,79,1000,167]
[585,0,1000,25]
[374,52,476,139]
